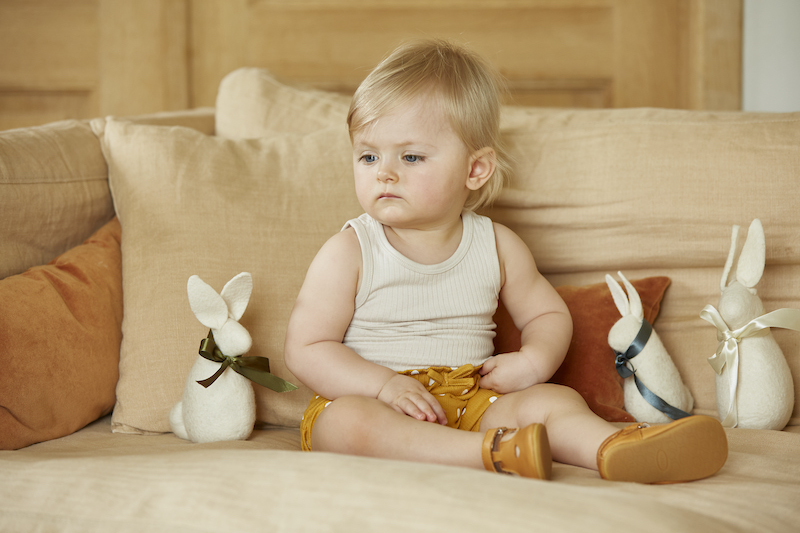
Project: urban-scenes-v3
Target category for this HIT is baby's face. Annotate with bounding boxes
[351,95,476,231]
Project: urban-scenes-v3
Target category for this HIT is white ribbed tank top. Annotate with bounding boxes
[343,210,501,371]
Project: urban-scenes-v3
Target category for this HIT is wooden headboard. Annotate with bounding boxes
[0,0,742,131]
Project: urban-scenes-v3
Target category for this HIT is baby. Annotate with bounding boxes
[284,39,727,482]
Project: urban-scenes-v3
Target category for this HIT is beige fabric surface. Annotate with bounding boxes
[96,118,362,433]
[0,119,113,279]
[215,68,350,139]
[484,108,800,425]
[0,110,215,282]
[1,417,798,532]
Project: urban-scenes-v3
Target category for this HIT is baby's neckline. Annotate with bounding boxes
[377,211,475,273]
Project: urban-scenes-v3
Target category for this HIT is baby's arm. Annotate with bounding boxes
[479,223,573,394]
[284,228,447,424]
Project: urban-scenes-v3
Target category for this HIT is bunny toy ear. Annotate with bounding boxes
[605,274,630,317]
[736,219,766,289]
[618,272,643,320]
[187,275,229,330]
[720,224,741,292]
[220,272,253,321]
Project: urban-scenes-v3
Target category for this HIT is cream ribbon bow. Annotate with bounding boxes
[700,305,800,427]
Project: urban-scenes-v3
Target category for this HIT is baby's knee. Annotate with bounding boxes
[546,383,586,402]
[311,395,384,453]
[522,382,582,400]
[517,383,588,416]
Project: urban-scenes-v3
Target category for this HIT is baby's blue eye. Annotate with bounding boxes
[361,154,377,163]
[403,155,421,163]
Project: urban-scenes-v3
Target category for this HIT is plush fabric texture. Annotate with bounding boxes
[606,273,692,424]
[709,219,794,431]
[494,277,671,422]
[2,417,800,532]
[170,273,257,443]
[0,120,114,279]
[96,118,363,433]
[215,68,351,139]
[0,217,122,450]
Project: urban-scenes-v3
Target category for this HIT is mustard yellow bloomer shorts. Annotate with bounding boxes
[300,364,502,451]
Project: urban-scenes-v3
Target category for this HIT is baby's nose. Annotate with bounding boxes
[377,163,398,182]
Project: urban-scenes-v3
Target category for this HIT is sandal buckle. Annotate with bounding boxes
[491,427,514,475]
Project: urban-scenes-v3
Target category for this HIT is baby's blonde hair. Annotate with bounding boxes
[348,39,510,211]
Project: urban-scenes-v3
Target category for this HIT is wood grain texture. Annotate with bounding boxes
[0,0,743,131]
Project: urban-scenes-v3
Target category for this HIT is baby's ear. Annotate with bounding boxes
[466,147,496,191]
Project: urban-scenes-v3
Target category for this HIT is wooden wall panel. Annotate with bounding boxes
[614,0,682,108]
[0,0,98,130]
[0,0,97,90]
[681,0,743,109]
[190,0,742,110]
[190,0,249,108]
[0,91,94,131]
[192,0,617,108]
[0,0,742,132]
[98,0,190,117]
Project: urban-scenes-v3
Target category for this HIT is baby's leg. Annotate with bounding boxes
[480,383,617,470]
[312,395,486,469]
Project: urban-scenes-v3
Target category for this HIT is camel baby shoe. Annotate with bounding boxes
[597,415,728,484]
[482,424,552,480]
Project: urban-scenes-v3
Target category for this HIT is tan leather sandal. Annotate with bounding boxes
[481,424,551,480]
[597,415,728,484]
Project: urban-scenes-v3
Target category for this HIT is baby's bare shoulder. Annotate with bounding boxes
[314,227,361,266]
[492,222,534,261]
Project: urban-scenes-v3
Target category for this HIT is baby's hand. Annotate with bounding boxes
[479,353,542,394]
[377,374,448,425]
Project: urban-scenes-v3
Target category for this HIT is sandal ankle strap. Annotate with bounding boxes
[482,427,514,474]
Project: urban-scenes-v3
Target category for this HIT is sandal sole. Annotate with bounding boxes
[600,415,728,483]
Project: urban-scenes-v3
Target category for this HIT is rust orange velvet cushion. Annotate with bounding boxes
[493,276,671,422]
[0,217,122,449]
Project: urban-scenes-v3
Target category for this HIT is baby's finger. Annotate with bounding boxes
[415,395,443,424]
[421,393,448,425]
[397,395,432,422]
[409,391,447,423]
[406,387,447,425]
[401,401,425,421]
[479,370,499,392]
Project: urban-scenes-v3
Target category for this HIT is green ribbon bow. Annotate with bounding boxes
[197,331,298,392]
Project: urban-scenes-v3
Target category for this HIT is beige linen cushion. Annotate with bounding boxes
[97,117,362,433]
[0,110,213,282]
[0,120,114,279]
[215,68,350,139]
[215,68,800,426]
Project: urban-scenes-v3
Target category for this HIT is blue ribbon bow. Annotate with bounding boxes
[614,319,691,420]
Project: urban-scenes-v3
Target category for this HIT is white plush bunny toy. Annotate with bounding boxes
[607,272,694,424]
[170,272,257,443]
[700,219,797,430]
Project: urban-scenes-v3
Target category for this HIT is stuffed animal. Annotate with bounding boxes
[170,272,257,443]
[606,272,693,424]
[700,219,796,430]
